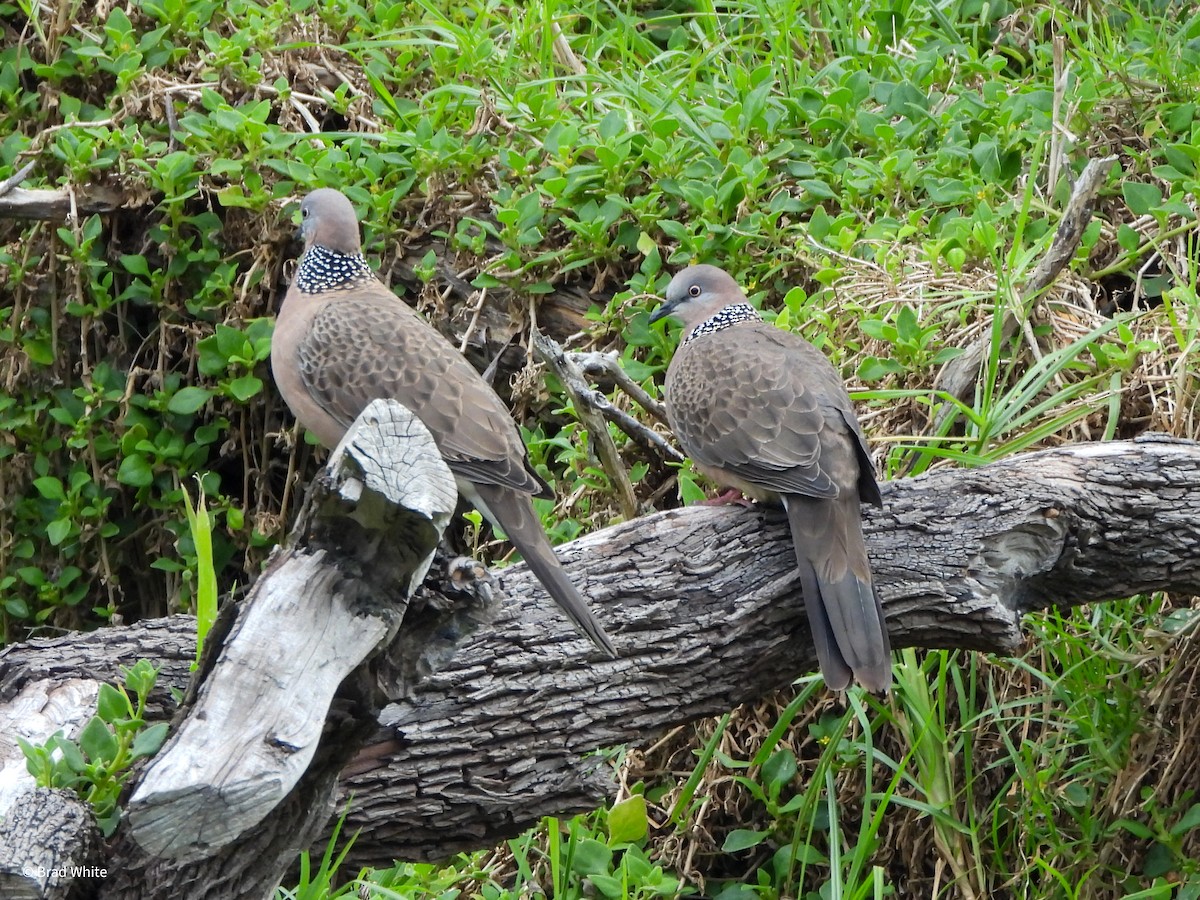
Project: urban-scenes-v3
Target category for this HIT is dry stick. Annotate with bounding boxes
[550,21,586,76]
[572,349,672,426]
[458,287,489,355]
[289,95,323,134]
[547,344,682,462]
[1046,35,1068,202]
[932,154,1118,432]
[0,159,37,199]
[531,330,640,520]
[1029,34,1073,393]
[0,120,117,213]
[0,183,127,220]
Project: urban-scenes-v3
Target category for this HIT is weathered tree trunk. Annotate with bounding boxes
[2,400,476,899]
[2,436,1198,891]
[0,789,103,899]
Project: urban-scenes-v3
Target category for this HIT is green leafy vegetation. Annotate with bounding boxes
[181,474,218,667]
[3,0,1200,896]
[276,809,361,900]
[18,660,168,837]
[300,803,691,900]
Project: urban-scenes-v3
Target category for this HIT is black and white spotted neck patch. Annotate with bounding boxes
[296,245,375,293]
[684,303,761,343]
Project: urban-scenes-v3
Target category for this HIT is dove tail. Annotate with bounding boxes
[784,495,892,693]
[467,482,618,658]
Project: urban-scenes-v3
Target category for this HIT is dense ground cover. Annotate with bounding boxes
[3,0,1200,896]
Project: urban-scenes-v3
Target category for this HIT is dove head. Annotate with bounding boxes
[649,264,752,333]
[299,189,363,256]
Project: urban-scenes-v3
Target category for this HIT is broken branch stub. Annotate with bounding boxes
[124,399,458,862]
[933,154,1119,429]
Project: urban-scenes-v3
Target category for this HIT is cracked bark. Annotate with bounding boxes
[1,436,1197,888]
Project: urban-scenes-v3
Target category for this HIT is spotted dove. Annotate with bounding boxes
[650,264,891,692]
[271,188,616,657]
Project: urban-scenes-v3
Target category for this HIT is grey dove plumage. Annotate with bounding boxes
[650,264,891,692]
[271,188,616,657]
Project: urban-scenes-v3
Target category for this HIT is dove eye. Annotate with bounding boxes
[688,285,701,297]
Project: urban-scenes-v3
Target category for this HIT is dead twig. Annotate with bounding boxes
[550,21,586,76]
[572,350,670,424]
[531,331,642,520]
[0,159,38,199]
[931,153,1118,431]
[557,346,683,463]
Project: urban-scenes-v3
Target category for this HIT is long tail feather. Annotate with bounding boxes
[468,481,618,658]
[783,495,891,692]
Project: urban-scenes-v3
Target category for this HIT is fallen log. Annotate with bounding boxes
[1,398,477,899]
[0,436,1196,890]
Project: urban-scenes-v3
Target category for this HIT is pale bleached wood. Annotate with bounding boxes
[0,679,100,815]
[124,399,459,865]
[0,185,127,220]
[124,553,385,860]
